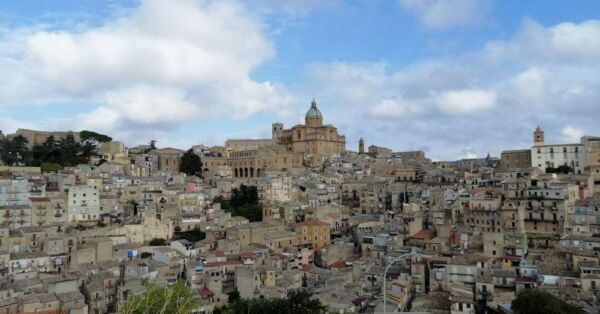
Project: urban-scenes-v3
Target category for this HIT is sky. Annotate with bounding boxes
[0,0,599,160]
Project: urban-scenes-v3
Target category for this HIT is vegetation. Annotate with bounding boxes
[179,148,203,177]
[0,131,108,168]
[511,289,582,314]
[40,162,63,172]
[119,281,200,314]
[173,227,206,243]
[0,134,31,166]
[149,238,167,246]
[80,130,112,143]
[545,165,573,174]
[214,290,325,314]
[216,184,263,222]
[144,140,157,153]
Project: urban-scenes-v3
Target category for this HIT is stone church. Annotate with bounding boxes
[272,99,346,166]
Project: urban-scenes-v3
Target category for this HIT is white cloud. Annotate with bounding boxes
[370,98,424,119]
[300,19,600,159]
[0,115,36,134]
[398,0,493,29]
[484,20,600,64]
[561,126,584,143]
[436,89,496,114]
[0,0,291,143]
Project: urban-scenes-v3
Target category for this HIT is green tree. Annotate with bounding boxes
[227,290,240,303]
[0,135,31,166]
[546,165,573,174]
[119,281,200,314]
[80,130,112,143]
[173,227,205,243]
[149,238,167,246]
[217,290,325,314]
[79,140,99,163]
[179,149,203,177]
[511,289,582,314]
[217,184,263,222]
[58,134,81,166]
[32,135,60,165]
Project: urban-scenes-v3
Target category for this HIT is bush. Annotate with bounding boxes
[119,281,199,314]
[512,289,583,314]
[149,238,167,246]
[215,290,325,314]
[41,162,63,172]
[173,228,205,243]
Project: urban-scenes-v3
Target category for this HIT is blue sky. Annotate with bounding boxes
[1,0,600,160]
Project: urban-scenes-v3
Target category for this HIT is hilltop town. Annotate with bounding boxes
[1,100,600,313]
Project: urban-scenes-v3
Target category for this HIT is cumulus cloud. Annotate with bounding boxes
[484,20,600,64]
[561,126,584,143]
[436,89,496,114]
[0,0,291,144]
[301,19,600,159]
[398,0,493,29]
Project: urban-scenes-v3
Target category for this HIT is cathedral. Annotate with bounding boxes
[206,99,346,177]
[272,99,346,165]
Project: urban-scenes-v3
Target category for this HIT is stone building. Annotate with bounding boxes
[530,126,585,174]
[295,219,331,251]
[12,129,81,149]
[273,99,346,166]
[225,139,274,153]
[500,149,531,170]
[368,145,393,158]
[150,148,184,174]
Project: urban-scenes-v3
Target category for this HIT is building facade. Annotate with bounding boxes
[273,99,346,166]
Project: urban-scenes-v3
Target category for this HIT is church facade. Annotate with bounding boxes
[272,99,346,166]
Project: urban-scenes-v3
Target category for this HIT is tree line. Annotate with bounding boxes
[0,130,112,170]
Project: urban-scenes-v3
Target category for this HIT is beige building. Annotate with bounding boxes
[225,139,274,153]
[229,221,284,246]
[273,99,346,166]
[500,149,531,170]
[295,219,331,251]
[368,145,393,158]
[151,148,184,174]
[265,231,298,253]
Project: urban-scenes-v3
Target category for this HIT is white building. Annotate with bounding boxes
[531,127,585,174]
[67,186,100,223]
[0,179,30,206]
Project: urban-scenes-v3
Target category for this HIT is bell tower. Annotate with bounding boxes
[533,126,544,147]
[272,122,283,140]
[359,138,364,154]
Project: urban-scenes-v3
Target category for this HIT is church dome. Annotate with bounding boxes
[305,99,322,118]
